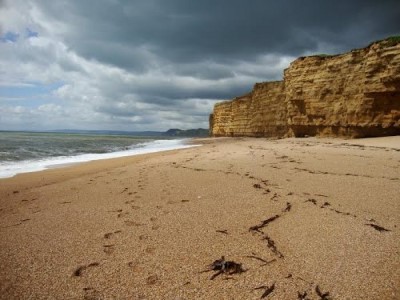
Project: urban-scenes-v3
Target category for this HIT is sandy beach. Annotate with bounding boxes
[0,137,399,299]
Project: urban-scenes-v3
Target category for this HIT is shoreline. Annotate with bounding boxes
[0,138,199,179]
[0,136,399,299]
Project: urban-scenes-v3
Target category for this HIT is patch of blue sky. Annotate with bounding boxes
[26,28,39,38]
[0,28,38,43]
[0,82,64,97]
[0,31,19,43]
[0,82,64,108]
[0,97,54,108]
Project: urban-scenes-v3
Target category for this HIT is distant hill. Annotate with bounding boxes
[47,128,209,137]
[162,128,209,137]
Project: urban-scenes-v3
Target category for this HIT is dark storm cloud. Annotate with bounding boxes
[37,0,400,67]
[30,0,400,104]
[132,80,254,103]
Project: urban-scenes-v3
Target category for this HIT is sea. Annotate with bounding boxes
[0,131,197,178]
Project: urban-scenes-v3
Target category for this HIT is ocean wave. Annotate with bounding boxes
[0,139,199,179]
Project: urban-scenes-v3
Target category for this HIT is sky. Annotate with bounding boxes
[0,0,399,131]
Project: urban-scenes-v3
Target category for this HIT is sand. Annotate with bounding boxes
[0,137,399,299]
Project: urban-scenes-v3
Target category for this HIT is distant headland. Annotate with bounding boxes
[11,128,210,138]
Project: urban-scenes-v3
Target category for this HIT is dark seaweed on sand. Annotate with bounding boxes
[201,256,245,280]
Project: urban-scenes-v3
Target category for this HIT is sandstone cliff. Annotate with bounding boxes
[210,37,400,138]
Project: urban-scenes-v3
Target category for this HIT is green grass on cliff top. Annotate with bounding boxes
[379,35,400,46]
[364,35,400,49]
[313,53,334,57]
[301,36,400,60]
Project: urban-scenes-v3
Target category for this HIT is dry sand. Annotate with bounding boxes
[0,137,399,299]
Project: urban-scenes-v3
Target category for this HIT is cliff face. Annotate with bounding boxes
[210,82,287,137]
[210,38,400,138]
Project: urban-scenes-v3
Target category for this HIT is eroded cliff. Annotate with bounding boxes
[210,38,400,138]
[210,81,287,137]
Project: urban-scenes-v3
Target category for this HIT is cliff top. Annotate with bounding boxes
[366,35,400,49]
[296,35,400,61]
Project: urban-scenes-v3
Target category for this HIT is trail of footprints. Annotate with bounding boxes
[70,154,393,299]
[75,161,197,293]
[72,165,167,298]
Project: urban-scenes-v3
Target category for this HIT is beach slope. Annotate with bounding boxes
[0,137,399,299]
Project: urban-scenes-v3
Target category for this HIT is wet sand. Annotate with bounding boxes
[0,137,399,299]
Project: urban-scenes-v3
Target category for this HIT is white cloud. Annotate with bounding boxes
[2,0,395,131]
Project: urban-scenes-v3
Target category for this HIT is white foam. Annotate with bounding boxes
[0,139,200,179]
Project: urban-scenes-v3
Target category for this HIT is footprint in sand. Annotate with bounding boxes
[151,225,160,230]
[103,244,115,255]
[139,234,150,240]
[83,287,102,300]
[124,220,144,227]
[146,275,159,285]
[145,246,156,254]
[127,261,143,272]
[73,262,100,277]
[104,230,121,239]
[117,212,130,218]
[150,217,160,230]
